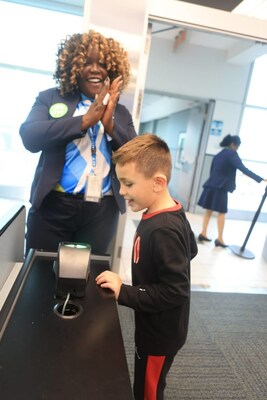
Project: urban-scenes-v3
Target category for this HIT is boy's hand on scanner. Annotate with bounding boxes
[96,271,122,300]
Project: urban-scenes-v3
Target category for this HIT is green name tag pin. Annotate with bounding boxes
[49,103,68,118]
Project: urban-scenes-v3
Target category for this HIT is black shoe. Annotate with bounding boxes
[215,239,228,248]
[198,233,212,242]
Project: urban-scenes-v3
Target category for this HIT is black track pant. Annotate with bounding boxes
[133,348,174,400]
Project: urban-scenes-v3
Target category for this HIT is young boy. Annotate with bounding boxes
[96,133,198,400]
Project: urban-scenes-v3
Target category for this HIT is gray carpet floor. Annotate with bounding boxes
[118,291,267,399]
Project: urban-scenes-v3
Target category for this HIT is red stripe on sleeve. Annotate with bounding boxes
[133,235,140,263]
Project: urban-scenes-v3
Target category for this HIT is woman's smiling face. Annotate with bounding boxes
[78,46,108,98]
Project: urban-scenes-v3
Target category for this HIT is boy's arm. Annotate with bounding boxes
[118,228,191,313]
[95,271,122,300]
[96,226,197,312]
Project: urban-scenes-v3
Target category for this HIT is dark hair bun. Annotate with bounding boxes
[220,134,231,147]
[220,134,241,147]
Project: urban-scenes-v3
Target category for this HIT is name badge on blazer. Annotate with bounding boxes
[49,103,68,118]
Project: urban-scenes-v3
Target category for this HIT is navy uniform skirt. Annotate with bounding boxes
[197,187,228,213]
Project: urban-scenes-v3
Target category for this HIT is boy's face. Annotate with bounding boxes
[116,162,156,212]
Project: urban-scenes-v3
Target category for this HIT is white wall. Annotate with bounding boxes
[206,100,243,154]
[146,38,250,101]
[144,36,251,154]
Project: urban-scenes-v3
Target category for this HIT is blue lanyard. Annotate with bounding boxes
[80,96,99,170]
[88,124,99,169]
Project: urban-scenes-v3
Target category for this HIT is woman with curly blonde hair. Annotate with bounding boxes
[54,31,130,96]
[20,30,136,256]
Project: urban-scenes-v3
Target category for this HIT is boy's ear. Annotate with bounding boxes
[153,174,167,192]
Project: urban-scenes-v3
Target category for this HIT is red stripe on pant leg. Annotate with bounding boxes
[144,355,166,400]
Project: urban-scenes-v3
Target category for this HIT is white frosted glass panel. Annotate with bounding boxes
[246,54,267,108]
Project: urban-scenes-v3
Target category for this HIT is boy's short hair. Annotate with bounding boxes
[112,133,172,182]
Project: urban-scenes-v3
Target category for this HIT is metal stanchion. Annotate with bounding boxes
[229,186,267,259]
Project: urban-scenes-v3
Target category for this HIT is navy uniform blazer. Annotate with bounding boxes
[204,148,263,193]
[19,88,136,212]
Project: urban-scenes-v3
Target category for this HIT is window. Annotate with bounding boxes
[246,54,267,108]
[228,54,267,216]
[0,1,83,202]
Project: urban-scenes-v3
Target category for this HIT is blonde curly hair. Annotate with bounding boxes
[54,30,130,96]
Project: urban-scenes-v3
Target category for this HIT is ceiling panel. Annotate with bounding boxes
[179,0,243,12]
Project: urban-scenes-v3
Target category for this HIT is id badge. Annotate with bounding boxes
[84,174,103,203]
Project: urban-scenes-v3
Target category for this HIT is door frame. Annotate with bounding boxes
[147,0,267,43]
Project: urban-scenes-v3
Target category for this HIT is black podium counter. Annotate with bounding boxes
[0,252,133,400]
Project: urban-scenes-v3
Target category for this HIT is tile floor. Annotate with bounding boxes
[118,208,267,294]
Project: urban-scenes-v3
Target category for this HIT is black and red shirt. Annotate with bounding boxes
[118,201,198,355]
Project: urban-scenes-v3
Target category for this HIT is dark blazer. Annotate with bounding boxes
[204,148,263,193]
[19,88,136,212]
